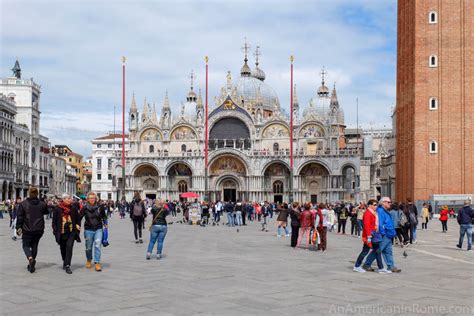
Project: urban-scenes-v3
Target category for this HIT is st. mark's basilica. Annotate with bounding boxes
[121,46,360,203]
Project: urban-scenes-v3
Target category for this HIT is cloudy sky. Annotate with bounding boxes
[1,0,397,156]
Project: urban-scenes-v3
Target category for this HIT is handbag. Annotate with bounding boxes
[372,230,383,243]
[149,209,164,231]
[102,217,109,247]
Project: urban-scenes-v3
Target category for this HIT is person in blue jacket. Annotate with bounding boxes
[363,197,402,273]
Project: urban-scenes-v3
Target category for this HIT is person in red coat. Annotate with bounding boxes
[353,199,384,273]
[297,203,315,249]
[439,206,449,233]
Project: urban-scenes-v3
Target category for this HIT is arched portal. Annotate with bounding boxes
[133,164,159,200]
[299,162,330,204]
[209,117,251,150]
[342,165,357,200]
[263,161,290,203]
[216,177,240,203]
[167,163,193,197]
[209,155,247,202]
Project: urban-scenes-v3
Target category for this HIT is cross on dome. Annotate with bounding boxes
[254,46,261,66]
[189,70,195,91]
[241,38,251,62]
[320,66,327,85]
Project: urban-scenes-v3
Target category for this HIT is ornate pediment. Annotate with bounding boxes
[209,96,253,121]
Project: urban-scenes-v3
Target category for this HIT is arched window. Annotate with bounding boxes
[181,144,186,152]
[429,141,438,153]
[178,180,188,193]
[429,55,438,67]
[429,11,437,24]
[149,145,154,153]
[273,143,279,152]
[273,180,283,194]
[342,166,356,190]
[429,97,438,110]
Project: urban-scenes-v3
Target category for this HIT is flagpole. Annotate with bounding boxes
[121,56,126,201]
[289,55,294,204]
[204,56,209,202]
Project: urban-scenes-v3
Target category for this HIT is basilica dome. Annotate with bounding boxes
[180,100,197,121]
[303,81,331,121]
[236,75,280,111]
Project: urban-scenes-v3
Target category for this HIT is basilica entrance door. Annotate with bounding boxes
[221,179,238,202]
[223,189,236,203]
[274,195,283,203]
[145,193,156,200]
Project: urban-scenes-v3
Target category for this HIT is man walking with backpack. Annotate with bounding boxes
[456,199,473,251]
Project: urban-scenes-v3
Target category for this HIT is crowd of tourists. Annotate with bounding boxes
[3,188,473,276]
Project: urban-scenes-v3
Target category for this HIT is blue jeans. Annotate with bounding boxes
[84,229,103,263]
[355,243,383,269]
[364,236,396,269]
[458,224,472,249]
[357,219,363,235]
[227,212,234,226]
[147,225,168,255]
[277,225,289,236]
[411,225,417,241]
[235,211,243,226]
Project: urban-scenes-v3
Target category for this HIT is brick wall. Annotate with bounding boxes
[396,0,473,202]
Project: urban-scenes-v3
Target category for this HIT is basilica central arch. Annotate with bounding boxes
[209,155,247,202]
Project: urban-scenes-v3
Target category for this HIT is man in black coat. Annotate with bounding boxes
[16,187,49,273]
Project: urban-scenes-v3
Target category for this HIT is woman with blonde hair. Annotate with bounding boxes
[80,192,107,271]
[146,199,170,260]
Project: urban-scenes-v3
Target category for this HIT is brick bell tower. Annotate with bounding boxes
[396,0,473,202]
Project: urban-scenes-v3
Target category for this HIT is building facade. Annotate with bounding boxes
[112,49,361,203]
[0,94,16,200]
[49,155,66,196]
[91,133,129,201]
[0,60,51,198]
[396,1,473,202]
[51,145,84,194]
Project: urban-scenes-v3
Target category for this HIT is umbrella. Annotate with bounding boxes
[180,192,200,199]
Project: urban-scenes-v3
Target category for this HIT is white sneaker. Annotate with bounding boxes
[378,268,392,274]
[277,235,282,238]
[285,234,290,237]
[353,266,366,273]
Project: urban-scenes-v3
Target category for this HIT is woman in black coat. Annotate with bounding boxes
[289,203,301,248]
[52,194,81,274]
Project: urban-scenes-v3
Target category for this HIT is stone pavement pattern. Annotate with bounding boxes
[1,216,473,315]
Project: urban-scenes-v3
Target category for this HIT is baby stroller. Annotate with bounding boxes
[201,208,210,226]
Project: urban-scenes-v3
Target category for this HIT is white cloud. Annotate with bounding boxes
[1,0,397,156]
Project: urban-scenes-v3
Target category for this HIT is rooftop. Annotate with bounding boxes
[94,133,129,141]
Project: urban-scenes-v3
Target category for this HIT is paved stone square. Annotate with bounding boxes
[1,216,473,315]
